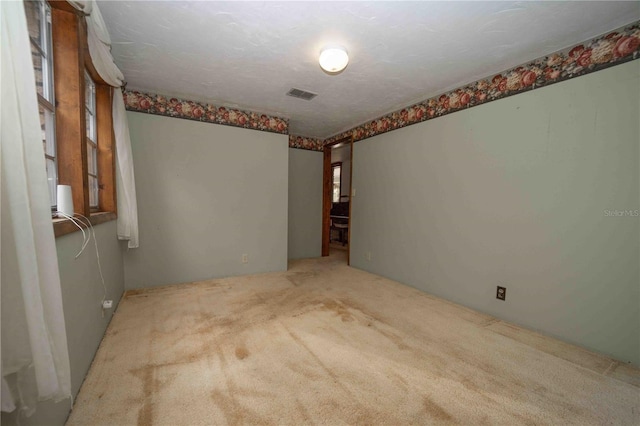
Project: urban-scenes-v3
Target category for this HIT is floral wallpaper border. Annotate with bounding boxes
[123,89,328,151]
[123,91,289,135]
[324,21,640,146]
[288,135,324,152]
[123,21,639,151]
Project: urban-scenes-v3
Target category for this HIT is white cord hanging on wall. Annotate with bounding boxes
[54,184,111,315]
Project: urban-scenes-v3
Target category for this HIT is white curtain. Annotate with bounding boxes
[113,91,140,248]
[1,0,72,416]
[70,0,140,248]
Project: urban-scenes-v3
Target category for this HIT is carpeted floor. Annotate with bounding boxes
[67,252,639,425]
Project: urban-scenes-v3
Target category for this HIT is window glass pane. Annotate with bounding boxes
[43,5,53,101]
[39,104,56,207]
[87,143,93,174]
[332,185,340,203]
[41,52,51,101]
[39,104,47,152]
[85,71,95,112]
[30,50,44,98]
[43,106,55,156]
[24,0,42,48]
[91,113,95,141]
[26,0,52,101]
[85,71,96,142]
[85,70,98,208]
[87,143,96,174]
[86,108,94,140]
[89,176,99,208]
[85,81,91,109]
[332,165,341,202]
[27,0,56,209]
[46,158,56,207]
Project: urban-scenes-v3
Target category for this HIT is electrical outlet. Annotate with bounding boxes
[102,300,113,309]
[496,286,506,301]
[365,251,371,261]
[242,254,248,264]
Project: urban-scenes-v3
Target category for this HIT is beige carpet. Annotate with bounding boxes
[67,252,640,425]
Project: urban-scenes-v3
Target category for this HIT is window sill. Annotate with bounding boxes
[53,211,116,238]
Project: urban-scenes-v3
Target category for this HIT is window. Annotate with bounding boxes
[23,0,118,237]
[85,70,99,209]
[332,162,342,203]
[25,0,57,209]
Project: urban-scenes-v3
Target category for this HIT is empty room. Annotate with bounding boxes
[2,0,639,425]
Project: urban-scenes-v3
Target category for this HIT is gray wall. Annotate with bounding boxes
[1,219,125,426]
[350,60,640,365]
[57,221,125,394]
[124,112,289,289]
[288,148,323,259]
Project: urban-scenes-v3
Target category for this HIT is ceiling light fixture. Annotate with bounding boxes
[319,46,349,74]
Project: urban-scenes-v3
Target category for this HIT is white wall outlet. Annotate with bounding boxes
[102,300,113,309]
[242,254,249,264]
[365,251,371,261]
[352,188,356,197]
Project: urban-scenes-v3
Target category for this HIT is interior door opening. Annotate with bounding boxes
[322,135,353,264]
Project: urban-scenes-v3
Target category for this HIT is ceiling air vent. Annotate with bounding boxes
[286,88,317,101]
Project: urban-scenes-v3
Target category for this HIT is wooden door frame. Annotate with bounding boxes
[322,135,354,264]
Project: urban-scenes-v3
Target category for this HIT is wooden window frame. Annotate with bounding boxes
[49,1,117,237]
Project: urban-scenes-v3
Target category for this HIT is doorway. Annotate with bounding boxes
[322,135,353,264]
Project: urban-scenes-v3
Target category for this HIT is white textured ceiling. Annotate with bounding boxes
[98,1,640,139]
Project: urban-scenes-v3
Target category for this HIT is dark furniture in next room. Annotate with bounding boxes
[330,200,349,245]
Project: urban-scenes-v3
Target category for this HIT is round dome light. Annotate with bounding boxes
[319,46,349,74]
